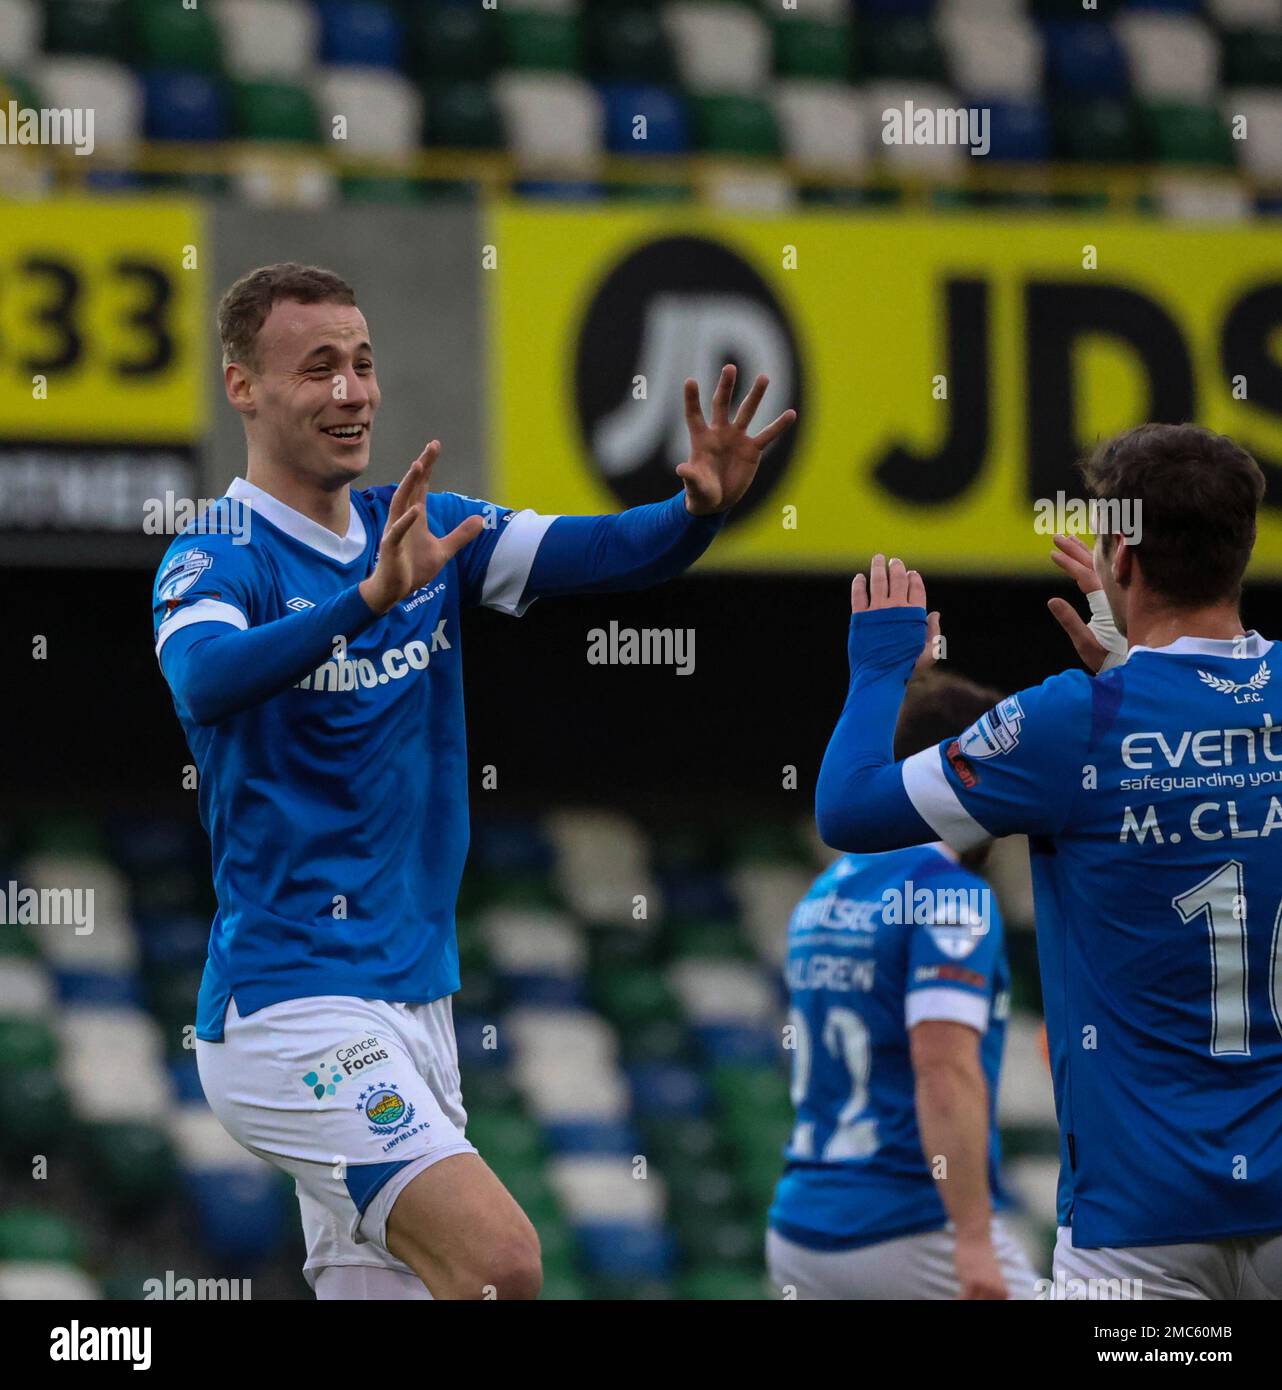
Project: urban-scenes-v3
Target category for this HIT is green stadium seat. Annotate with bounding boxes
[0,1209,84,1266]
[1221,29,1282,88]
[501,11,581,74]
[25,816,105,857]
[339,176,427,204]
[586,6,674,83]
[640,1115,724,1170]
[677,1266,767,1300]
[42,0,128,61]
[1052,98,1141,163]
[424,81,507,149]
[620,1015,689,1064]
[693,94,783,157]
[863,19,948,84]
[674,1210,762,1270]
[1141,101,1236,167]
[773,18,852,81]
[539,1269,590,1299]
[231,81,319,143]
[130,0,223,74]
[593,966,682,1030]
[465,1110,545,1168]
[666,919,751,960]
[81,1122,179,1214]
[0,1066,72,1156]
[0,921,38,958]
[0,1016,58,1072]
[406,3,500,83]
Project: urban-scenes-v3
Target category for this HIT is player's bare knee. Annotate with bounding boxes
[477,1227,542,1300]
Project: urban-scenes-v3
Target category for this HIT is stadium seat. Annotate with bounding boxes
[0,1262,100,1299]
[864,18,950,84]
[865,80,970,173]
[35,56,141,148]
[1051,96,1141,162]
[313,67,422,154]
[772,16,853,82]
[1209,0,1282,24]
[131,0,223,74]
[1154,172,1252,219]
[493,72,604,169]
[1222,28,1282,87]
[599,82,689,155]
[316,0,403,70]
[1224,89,1282,174]
[405,3,501,82]
[586,6,676,83]
[985,100,1052,162]
[142,71,229,142]
[60,1006,170,1122]
[1141,99,1237,164]
[773,80,872,175]
[1117,13,1220,101]
[691,93,781,156]
[41,0,127,60]
[423,81,507,149]
[0,0,37,65]
[1041,21,1130,99]
[501,8,581,72]
[663,2,772,95]
[938,14,1044,102]
[214,0,318,81]
[0,1209,84,1265]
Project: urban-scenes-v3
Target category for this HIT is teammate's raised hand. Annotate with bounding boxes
[1046,533,1122,675]
[359,441,485,616]
[676,364,796,516]
[852,554,942,675]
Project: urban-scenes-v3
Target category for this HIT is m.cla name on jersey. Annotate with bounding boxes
[294,620,451,693]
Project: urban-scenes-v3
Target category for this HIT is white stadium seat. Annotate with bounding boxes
[1155,173,1251,221]
[492,73,603,169]
[546,809,660,927]
[1116,14,1220,103]
[59,1007,171,1123]
[34,58,142,149]
[938,15,1045,103]
[1208,0,1282,28]
[864,81,970,175]
[215,0,319,81]
[1223,88,1282,176]
[663,2,772,96]
[667,958,776,1027]
[481,905,587,980]
[0,1263,101,1301]
[548,1155,668,1223]
[773,79,873,175]
[313,67,422,156]
[0,0,39,68]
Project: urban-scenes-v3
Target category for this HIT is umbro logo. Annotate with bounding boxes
[286,596,315,612]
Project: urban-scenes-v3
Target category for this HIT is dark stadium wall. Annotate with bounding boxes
[11,566,1282,827]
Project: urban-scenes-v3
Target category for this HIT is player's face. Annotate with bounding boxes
[248,300,380,486]
[1093,534,1127,635]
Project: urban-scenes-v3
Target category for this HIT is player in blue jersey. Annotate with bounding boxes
[153,263,795,1300]
[768,671,1040,1299]
[815,424,1282,1300]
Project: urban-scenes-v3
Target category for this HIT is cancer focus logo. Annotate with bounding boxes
[573,236,803,526]
[358,1084,415,1137]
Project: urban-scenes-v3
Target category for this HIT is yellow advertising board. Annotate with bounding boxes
[489,202,1282,576]
[0,198,206,442]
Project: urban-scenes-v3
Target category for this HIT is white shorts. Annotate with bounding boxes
[1052,1225,1282,1300]
[196,994,477,1289]
[766,1219,1041,1300]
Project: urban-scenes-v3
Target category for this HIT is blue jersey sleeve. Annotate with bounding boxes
[900,670,1094,851]
[427,489,727,616]
[153,509,261,651]
[904,867,1005,1034]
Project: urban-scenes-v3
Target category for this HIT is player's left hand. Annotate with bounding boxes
[852,554,942,676]
[954,1234,1010,1301]
[677,364,796,516]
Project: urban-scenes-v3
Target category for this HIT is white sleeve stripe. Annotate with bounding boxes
[155,598,248,657]
[902,746,990,852]
[480,509,559,616]
[906,987,990,1034]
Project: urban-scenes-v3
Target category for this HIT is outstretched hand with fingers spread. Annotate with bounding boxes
[676,364,797,516]
[1045,532,1113,674]
[359,441,485,616]
[852,554,942,677]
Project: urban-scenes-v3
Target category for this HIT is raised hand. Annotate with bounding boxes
[852,553,942,676]
[676,364,796,516]
[359,441,485,616]
[1046,532,1117,674]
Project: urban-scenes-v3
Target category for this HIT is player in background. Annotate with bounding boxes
[152,263,795,1300]
[768,668,1040,1300]
[815,424,1282,1300]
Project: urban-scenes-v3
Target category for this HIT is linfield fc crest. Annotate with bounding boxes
[1198,662,1270,704]
[157,548,212,603]
[358,1084,415,1137]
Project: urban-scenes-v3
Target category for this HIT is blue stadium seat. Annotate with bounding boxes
[574,1222,676,1279]
[542,1118,641,1155]
[470,818,557,876]
[167,1057,205,1105]
[626,1062,710,1118]
[497,972,588,1007]
[985,100,1052,161]
[692,1024,779,1066]
[861,0,934,15]
[1042,22,1130,98]
[186,1168,289,1263]
[599,82,689,156]
[53,969,142,1007]
[316,1,404,71]
[142,71,228,141]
